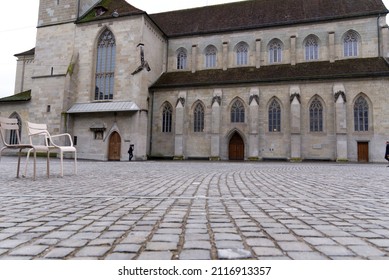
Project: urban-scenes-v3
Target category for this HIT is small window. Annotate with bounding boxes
[231,100,245,123]
[310,98,323,132]
[205,45,217,68]
[268,100,281,132]
[194,103,205,132]
[236,42,249,66]
[162,103,173,133]
[177,48,187,70]
[354,96,369,131]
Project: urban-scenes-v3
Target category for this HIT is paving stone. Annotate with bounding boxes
[151,234,180,243]
[215,240,245,249]
[332,237,368,245]
[304,237,337,246]
[218,248,252,259]
[137,251,172,260]
[9,245,48,256]
[277,241,312,251]
[316,245,355,257]
[146,242,178,251]
[57,239,89,248]
[114,244,141,253]
[287,251,329,260]
[105,253,136,260]
[43,247,75,259]
[246,238,276,247]
[75,246,111,258]
[69,232,101,240]
[369,239,389,247]
[44,231,75,239]
[183,241,211,250]
[0,239,29,249]
[214,233,242,241]
[252,247,284,257]
[348,245,386,257]
[179,250,211,260]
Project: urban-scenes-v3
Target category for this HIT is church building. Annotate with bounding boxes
[1,0,389,162]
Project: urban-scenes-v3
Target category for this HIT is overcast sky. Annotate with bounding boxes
[0,0,388,97]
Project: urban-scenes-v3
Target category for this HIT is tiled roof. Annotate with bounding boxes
[150,58,389,89]
[77,0,145,23]
[14,48,35,57]
[150,0,388,37]
[0,90,31,103]
[67,101,140,113]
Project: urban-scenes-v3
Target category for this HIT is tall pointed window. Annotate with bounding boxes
[236,42,249,66]
[177,48,187,70]
[194,103,205,132]
[268,100,281,132]
[95,29,116,100]
[354,96,369,131]
[231,100,245,123]
[305,36,319,61]
[269,40,283,63]
[205,45,217,68]
[344,31,359,57]
[162,103,173,133]
[310,98,323,132]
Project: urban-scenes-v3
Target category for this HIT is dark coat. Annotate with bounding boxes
[385,144,389,160]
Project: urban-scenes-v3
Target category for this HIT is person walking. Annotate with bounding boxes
[385,141,389,167]
[128,145,134,161]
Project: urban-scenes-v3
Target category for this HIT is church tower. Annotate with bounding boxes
[38,0,100,27]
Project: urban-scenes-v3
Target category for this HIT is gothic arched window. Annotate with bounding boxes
[194,103,205,132]
[354,96,369,131]
[177,48,187,70]
[95,29,116,100]
[310,98,323,132]
[231,100,245,123]
[344,31,359,57]
[268,100,281,132]
[205,45,217,68]
[162,103,173,133]
[236,42,249,66]
[269,39,283,64]
[305,36,319,61]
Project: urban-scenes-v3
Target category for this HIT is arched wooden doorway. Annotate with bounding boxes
[108,132,121,161]
[229,132,244,160]
[357,142,369,163]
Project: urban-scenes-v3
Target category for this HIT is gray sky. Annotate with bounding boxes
[0,0,388,97]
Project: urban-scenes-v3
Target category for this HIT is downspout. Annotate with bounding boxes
[77,0,81,19]
[148,90,155,158]
[378,14,382,57]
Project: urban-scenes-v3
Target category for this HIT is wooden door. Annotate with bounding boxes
[229,133,244,160]
[108,132,121,161]
[357,142,369,162]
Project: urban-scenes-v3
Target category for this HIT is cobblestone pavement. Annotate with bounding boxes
[0,156,389,260]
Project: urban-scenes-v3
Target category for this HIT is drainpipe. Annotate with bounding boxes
[148,90,155,157]
[378,14,382,57]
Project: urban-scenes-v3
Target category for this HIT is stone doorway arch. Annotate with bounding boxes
[108,131,121,161]
[229,132,244,160]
